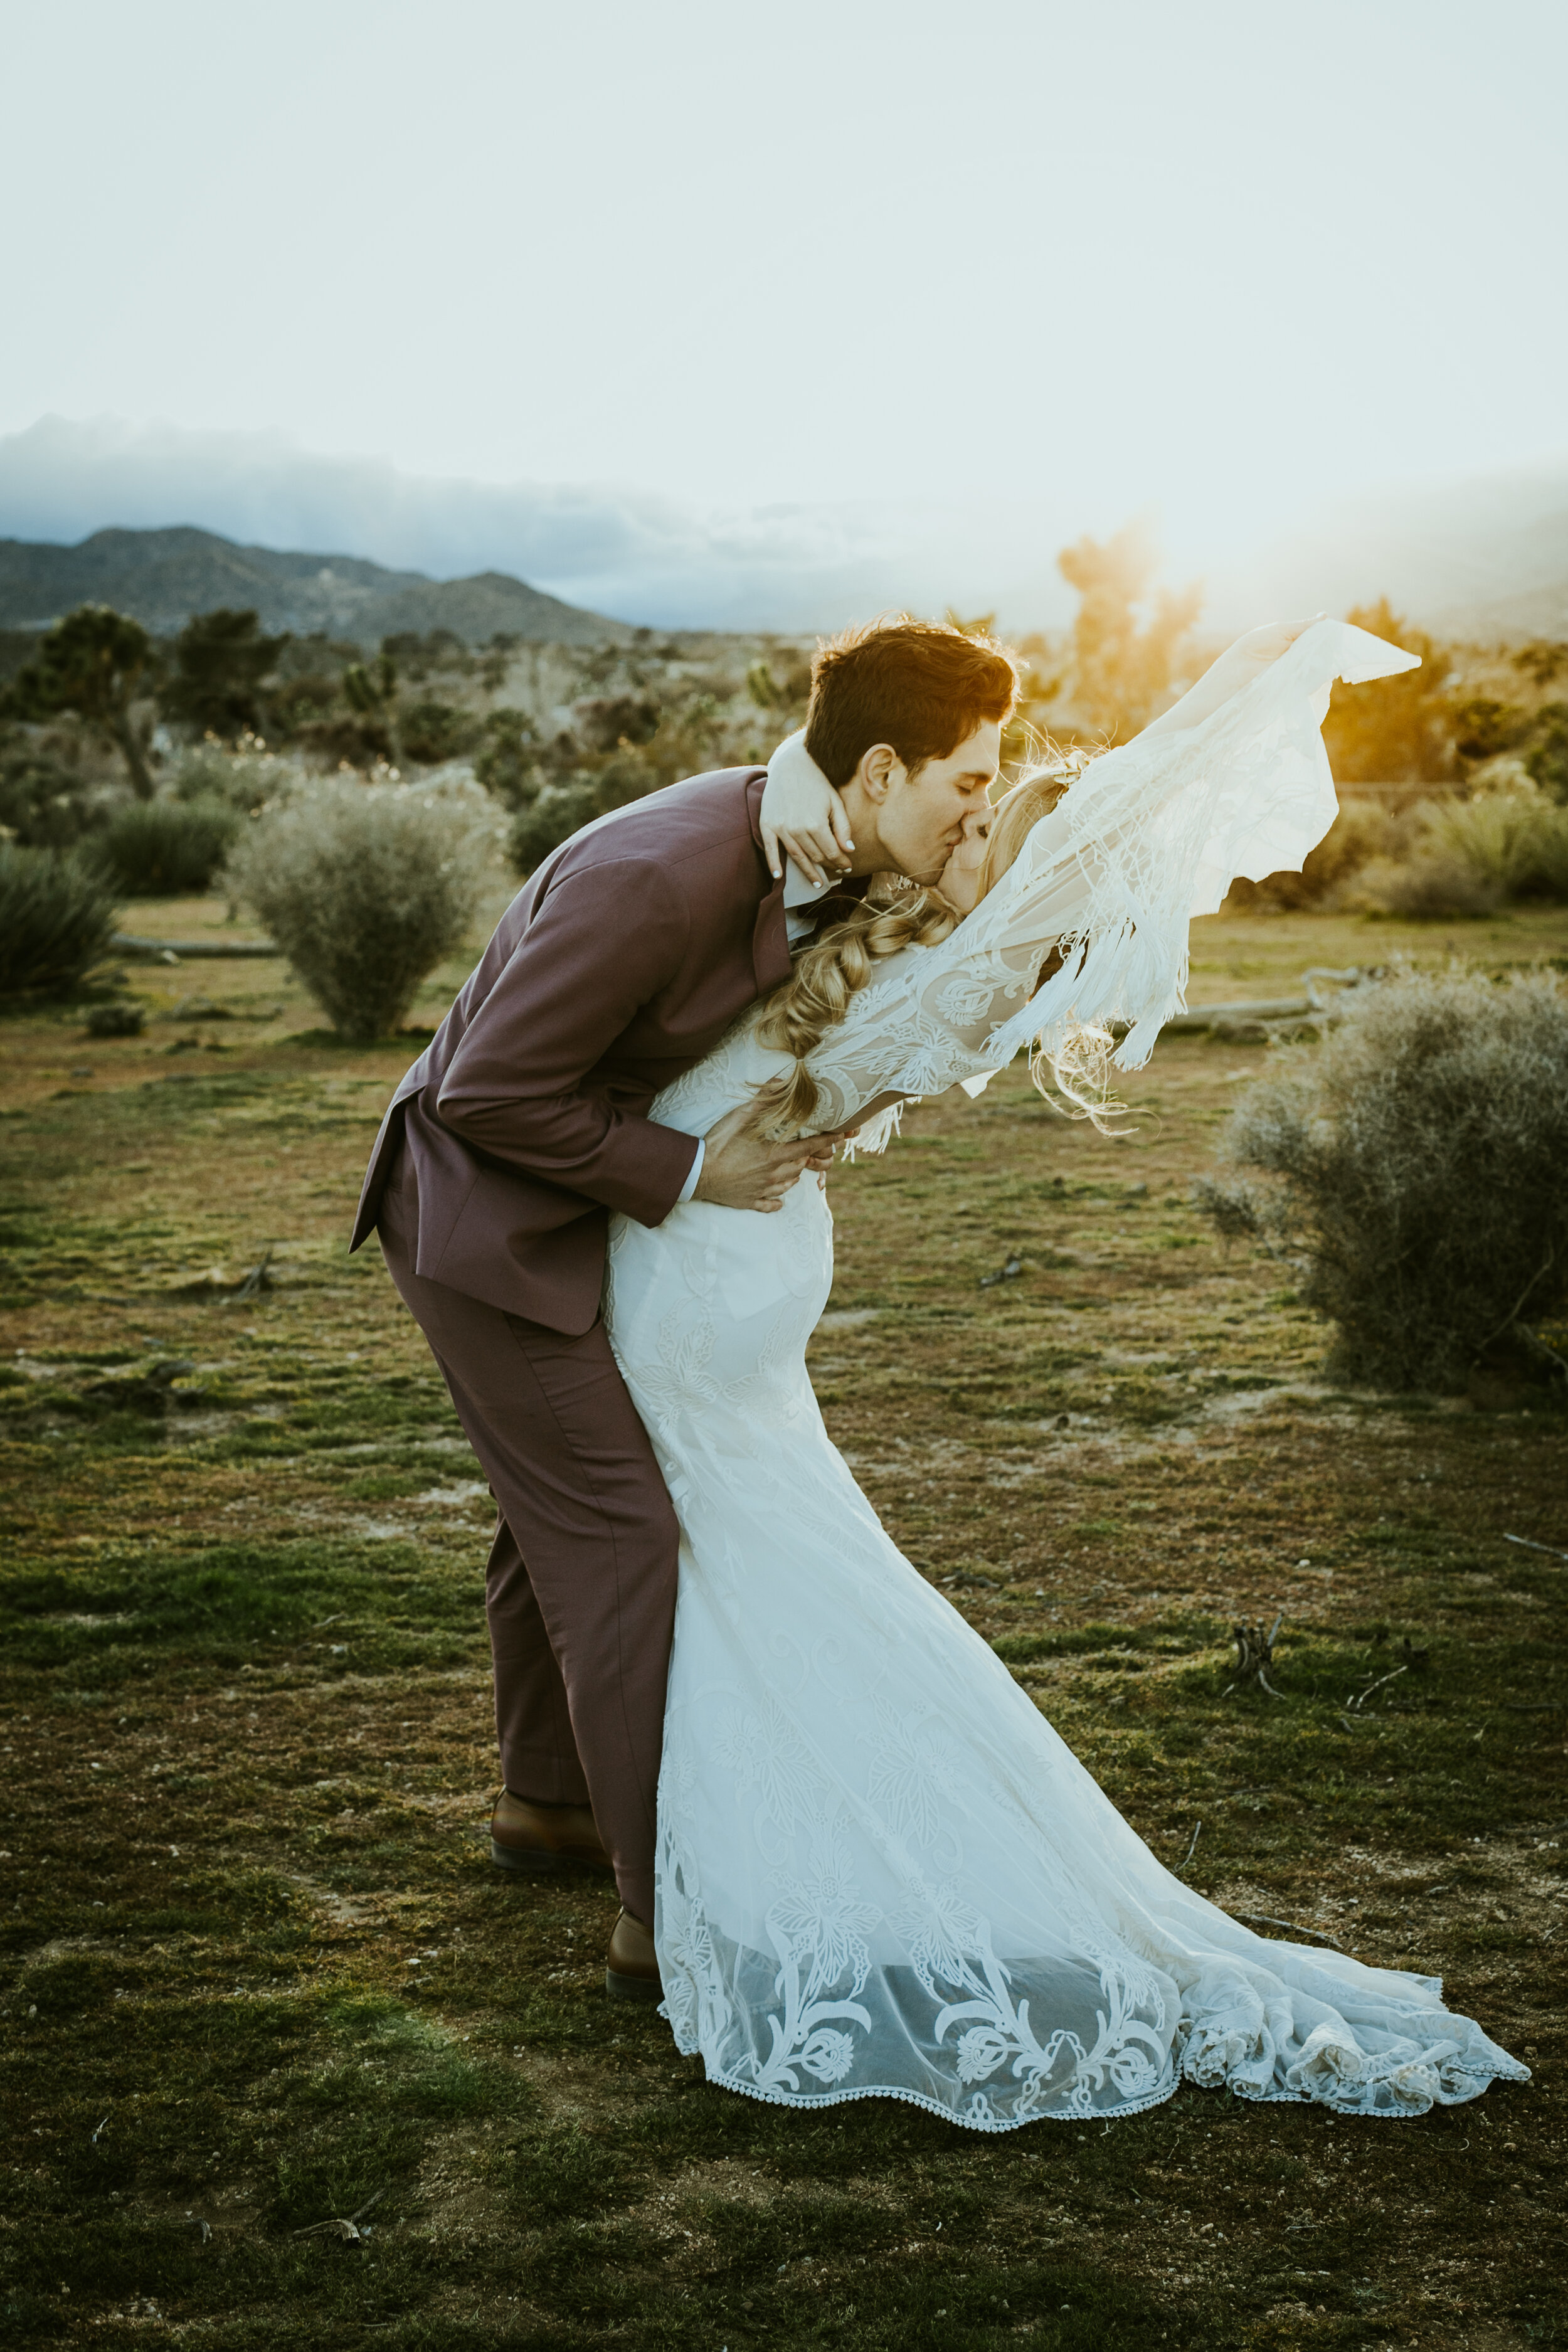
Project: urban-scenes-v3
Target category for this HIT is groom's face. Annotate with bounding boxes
[876,720,1002,886]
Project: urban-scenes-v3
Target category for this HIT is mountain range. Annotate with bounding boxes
[0,526,630,647]
[3,456,1567,649]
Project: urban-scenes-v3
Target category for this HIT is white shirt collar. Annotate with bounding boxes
[781,863,834,909]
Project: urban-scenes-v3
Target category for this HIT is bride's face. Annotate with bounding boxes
[936,808,993,915]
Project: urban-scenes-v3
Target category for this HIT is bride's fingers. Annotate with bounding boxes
[802,821,850,872]
[775,829,827,888]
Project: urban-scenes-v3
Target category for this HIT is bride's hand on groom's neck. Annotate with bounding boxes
[693,1098,858,1212]
[760,729,854,886]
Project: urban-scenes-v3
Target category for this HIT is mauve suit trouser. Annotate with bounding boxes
[375,1148,677,1926]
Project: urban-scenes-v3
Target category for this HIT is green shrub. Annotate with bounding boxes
[1421,785,1568,900]
[1350,848,1501,919]
[507,754,656,875]
[400,699,482,764]
[168,741,301,813]
[291,713,396,769]
[228,774,497,1042]
[474,707,539,808]
[0,844,118,997]
[0,748,106,849]
[88,795,240,896]
[1525,702,1568,802]
[85,1000,144,1037]
[508,780,603,873]
[1196,965,1568,1391]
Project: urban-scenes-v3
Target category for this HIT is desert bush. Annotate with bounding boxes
[168,741,301,814]
[506,753,656,876]
[1350,849,1502,919]
[573,694,660,754]
[1523,704,1568,803]
[292,713,397,770]
[85,1000,145,1037]
[400,700,482,765]
[267,671,344,735]
[1195,965,1568,1391]
[228,774,497,1042]
[474,708,539,808]
[0,747,106,849]
[508,781,605,874]
[1350,785,1568,915]
[1421,785,1568,900]
[89,796,240,896]
[0,845,118,998]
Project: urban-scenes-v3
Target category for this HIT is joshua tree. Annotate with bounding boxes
[342,649,401,763]
[164,607,289,741]
[1056,519,1202,741]
[4,604,160,797]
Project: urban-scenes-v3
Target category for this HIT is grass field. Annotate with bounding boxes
[2,893,1566,2350]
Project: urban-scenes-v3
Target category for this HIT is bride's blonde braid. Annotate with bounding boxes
[754,887,958,1134]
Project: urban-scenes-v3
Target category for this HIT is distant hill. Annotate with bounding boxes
[0,525,633,647]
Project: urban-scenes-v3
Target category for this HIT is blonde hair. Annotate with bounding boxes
[756,746,1125,1136]
[755,886,958,1134]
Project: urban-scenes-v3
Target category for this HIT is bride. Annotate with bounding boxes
[601,619,1526,2131]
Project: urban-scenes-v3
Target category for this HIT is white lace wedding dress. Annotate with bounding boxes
[603,623,1527,2130]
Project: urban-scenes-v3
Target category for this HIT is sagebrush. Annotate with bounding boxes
[228,776,497,1042]
[1196,965,1568,1391]
[88,795,240,896]
[168,742,302,813]
[0,845,118,998]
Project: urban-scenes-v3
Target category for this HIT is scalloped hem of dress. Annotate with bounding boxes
[662,2023,1528,2132]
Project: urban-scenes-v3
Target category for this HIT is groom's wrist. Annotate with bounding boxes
[675,1138,704,1205]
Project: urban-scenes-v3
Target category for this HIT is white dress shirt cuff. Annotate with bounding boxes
[675,1138,704,1204]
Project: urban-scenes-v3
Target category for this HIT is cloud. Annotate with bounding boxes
[0,415,1076,632]
[8,414,1562,639]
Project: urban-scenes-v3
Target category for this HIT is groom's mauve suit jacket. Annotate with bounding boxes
[349,766,859,1335]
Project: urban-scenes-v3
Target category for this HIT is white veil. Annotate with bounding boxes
[800,619,1419,1138]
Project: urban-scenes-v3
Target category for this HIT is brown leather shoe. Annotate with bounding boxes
[605,1907,662,2003]
[489,1789,613,1875]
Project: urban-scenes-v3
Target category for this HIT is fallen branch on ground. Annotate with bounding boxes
[1505,1532,1568,1563]
[1347,1664,1408,1712]
[112,933,281,960]
[1229,1909,1348,1952]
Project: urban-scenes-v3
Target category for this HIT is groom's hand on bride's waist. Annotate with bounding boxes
[692,1099,857,1213]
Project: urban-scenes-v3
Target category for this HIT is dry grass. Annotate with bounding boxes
[2,893,1566,2349]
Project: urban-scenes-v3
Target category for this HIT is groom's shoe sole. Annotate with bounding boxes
[491,1838,569,1874]
[605,1909,662,2003]
[489,1793,615,1878]
[489,1836,615,1876]
[605,1966,663,2003]
[491,1797,611,1872]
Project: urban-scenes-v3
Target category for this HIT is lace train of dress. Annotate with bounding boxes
[604,625,1527,2130]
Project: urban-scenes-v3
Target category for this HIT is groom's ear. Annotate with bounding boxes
[855,743,901,803]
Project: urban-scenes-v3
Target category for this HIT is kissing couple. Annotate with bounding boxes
[352,613,1523,2131]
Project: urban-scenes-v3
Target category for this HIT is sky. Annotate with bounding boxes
[2,0,1565,627]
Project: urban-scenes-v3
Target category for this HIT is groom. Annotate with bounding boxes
[350,615,1019,1991]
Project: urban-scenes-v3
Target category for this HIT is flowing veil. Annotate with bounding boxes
[801,619,1420,1147]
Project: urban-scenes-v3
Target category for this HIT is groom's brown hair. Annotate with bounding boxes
[803,615,1019,788]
